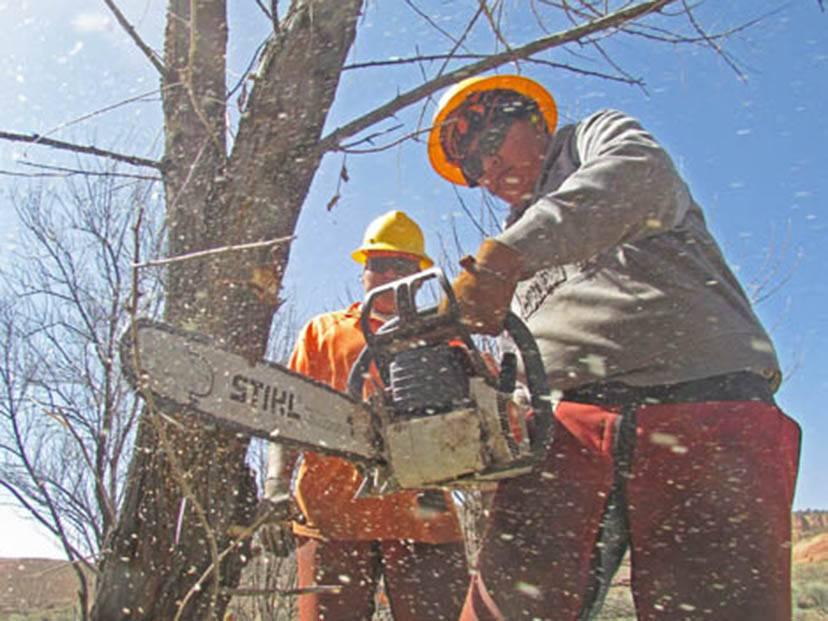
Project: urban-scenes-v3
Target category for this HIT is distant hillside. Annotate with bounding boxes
[794,533,828,564]
[794,510,828,539]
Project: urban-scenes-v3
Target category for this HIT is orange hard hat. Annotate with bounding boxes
[428,74,558,186]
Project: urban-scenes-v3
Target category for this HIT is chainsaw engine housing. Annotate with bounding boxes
[348,268,551,491]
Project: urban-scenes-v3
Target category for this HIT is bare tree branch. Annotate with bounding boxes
[38,88,164,141]
[318,0,674,152]
[403,0,474,53]
[344,53,487,70]
[410,4,488,134]
[479,0,514,57]
[133,235,295,269]
[254,0,280,33]
[344,53,642,88]
[340,123,409,151]
[0,131,162,169]
[253,0,273,21]
[228,40,268,103]
[680,0,747,81]
[102,0,166,76]
[7,162,161,182]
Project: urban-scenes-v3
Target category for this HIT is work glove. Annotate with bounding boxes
[441,238,524,336]
[255,494,299,558]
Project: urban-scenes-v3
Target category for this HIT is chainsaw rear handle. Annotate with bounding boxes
[502,312,553,458]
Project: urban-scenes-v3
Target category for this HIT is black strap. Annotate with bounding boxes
[562,371,774,406]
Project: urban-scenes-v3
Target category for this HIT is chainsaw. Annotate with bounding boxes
[119,267,554,492]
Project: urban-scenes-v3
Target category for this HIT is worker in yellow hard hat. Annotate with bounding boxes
[426,74,800,621]
[264,210,467,621]
[350,210,433,319]
[351,209,434,268]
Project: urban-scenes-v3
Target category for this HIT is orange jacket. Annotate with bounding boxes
[288,303,463,543]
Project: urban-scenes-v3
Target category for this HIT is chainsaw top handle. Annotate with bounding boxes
[353,267,487,390]
[359,266,460,352]
[348,267,553,460]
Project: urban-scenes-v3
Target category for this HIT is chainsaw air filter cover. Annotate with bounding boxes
[388,344,471,418]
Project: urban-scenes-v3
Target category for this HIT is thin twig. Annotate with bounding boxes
[522,57,644,86]
[17,161,161,182]
[41,88,164,139]
[132,235,295,269]
[403,0,470,52]
[413,4,487,134]
[228,40,268,102]
[102,0,166,76]
[452,185,488,237]
[344,53,488,70]
[223,585,344,597]
[479,0,514,56]
[325,156,349,212]
[339,127,427,154]
[680,0,747,81]
[344,52,642,88]
[0,131,162,169]
[339,123,410,151]
[0,169,70,179]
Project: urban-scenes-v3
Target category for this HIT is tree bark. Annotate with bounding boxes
[92,1,363,619]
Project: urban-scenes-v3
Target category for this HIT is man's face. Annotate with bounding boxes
[360,253,421,315]
[461,118,549,206]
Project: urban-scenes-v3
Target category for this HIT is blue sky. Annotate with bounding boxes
[0,1,825,558]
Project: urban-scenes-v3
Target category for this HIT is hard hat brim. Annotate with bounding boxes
[351,247,434,270]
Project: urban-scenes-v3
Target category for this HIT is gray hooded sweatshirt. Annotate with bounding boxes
[496,109,780,391]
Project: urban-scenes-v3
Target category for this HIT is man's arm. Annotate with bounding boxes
[498,109,693,274]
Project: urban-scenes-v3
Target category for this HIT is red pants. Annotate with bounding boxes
[296,536,468,620]
[460,400,801,620]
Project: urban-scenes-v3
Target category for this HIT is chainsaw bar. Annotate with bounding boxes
[120,319,379,463]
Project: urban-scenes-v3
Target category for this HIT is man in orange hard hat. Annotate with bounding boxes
[427,74,801,620]
[265,210,468,621]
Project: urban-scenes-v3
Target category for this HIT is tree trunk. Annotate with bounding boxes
[92,1,363,619]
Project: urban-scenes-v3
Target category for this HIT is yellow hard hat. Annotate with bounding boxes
[427,74,558,186]
[351,210,434,269]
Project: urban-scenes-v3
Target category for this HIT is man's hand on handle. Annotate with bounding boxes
[441,238,524,336]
